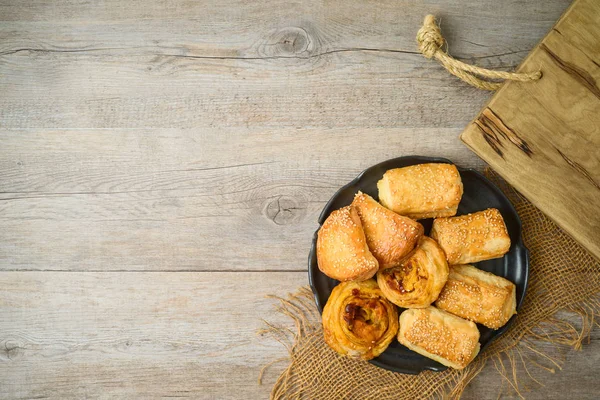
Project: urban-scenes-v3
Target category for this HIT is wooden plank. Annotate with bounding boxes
[0,0,569,59]
[0,128,481,271]
[0,271,597,399]
[461,0,600,260]
[0,50,490,130]
[0,271,307,399]
[0,1,571,131]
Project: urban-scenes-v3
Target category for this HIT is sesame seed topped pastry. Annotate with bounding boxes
[435,264,517,329]
[352,191,424,270]
[377,163,463,220]
[317,205,379,282]
[323,280,399,360]
[430,208,511,265]
[397,306,480,369]
[377,236,449,308]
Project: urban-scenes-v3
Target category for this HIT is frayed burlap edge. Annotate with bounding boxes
[259,289,600,399]
[259,171,600,399]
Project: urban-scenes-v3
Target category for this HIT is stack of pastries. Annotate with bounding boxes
[317,163,517,369]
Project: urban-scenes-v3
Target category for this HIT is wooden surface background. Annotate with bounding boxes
[1,0,597,398]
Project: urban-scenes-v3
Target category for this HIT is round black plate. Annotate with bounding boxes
[308,156,529,374]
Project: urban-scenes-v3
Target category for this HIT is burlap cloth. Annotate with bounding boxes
[259,171,600,399]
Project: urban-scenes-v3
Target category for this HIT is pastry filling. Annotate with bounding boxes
[343,298,388,342]
[384,260,423,294]
[344,303,370,326]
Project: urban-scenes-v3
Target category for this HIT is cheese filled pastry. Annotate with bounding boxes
[435,264,517,329]
[377,163,463,219]
[430,208,511,265]
[352,191,424,270]
[397,306,480,369]
[377,237,448,308]
[322,280,399,360]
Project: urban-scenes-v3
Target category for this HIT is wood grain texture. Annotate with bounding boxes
[0,128,480,272]
[0,0,570,130]
[0,51,490,130]
[2,0,595,398]
[461,0,600,260]
[0,272,307,399]
[0,0,568,57]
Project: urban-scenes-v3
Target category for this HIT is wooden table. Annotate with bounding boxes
[1,1,598,398]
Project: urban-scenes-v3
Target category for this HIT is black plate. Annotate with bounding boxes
[308,156,529,374]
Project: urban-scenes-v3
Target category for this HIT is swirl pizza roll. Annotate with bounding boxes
[322,280,399,360]
[435,264,517,329]
[352,191,424,270]
[430,208,511,265]
[377,163,463,219]
[398,306,480,369]
[377,237,449,308]
[317,206,379,282]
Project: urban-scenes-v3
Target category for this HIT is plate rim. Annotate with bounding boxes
[307,155,530,374]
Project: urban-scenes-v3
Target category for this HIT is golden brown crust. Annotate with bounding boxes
[435,264,517,329]
[377,163,463,219]
[397,306,480,369]
[316,206,379,282]
[322,280,399,360]
[377,237,449,308]
[352,192,424,270]
[430,208,511,265]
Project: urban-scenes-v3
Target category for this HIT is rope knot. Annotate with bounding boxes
[416,14,542,90]
[416,15,444,59]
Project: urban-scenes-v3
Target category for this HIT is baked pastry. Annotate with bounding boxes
[317,206,379,281]
[430,208,511,264]
[322,279,399,360]
[435,264,517,329]
[377,163,463,219]
[397,306,480,369]
[377,237,449,308]
[352,191,424,270]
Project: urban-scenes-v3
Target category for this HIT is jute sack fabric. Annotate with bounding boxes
[259,170,600,399]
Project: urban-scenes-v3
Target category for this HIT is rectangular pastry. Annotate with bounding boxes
[377,163,463,219]
[397,306,480,369]
[430,208,511,264]
[435,264,517,329]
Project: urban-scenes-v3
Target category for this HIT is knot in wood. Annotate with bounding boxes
[2,339,23,361]
[265,195,304,225]
[262,27,312,57]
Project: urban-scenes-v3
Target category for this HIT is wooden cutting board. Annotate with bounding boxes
[461,0,600,260]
